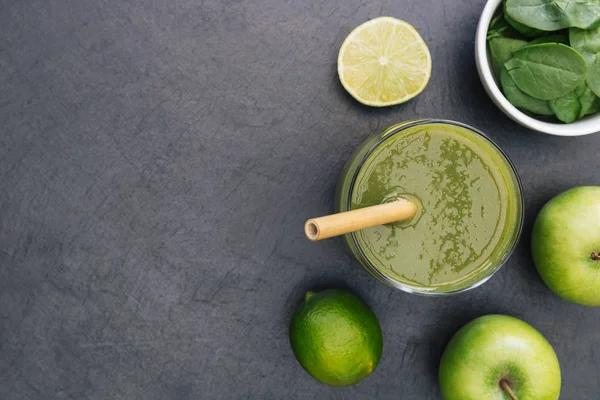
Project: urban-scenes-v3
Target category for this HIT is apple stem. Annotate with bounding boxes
[500,380,518,400]
[591,252,600,261]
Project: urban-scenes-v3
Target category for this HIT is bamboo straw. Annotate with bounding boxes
[304,199,417,242]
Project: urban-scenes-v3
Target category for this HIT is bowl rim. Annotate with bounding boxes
[345,119,525,296]
[475,0,600,136]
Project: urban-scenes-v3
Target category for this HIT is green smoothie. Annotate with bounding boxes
[337,121,522,294]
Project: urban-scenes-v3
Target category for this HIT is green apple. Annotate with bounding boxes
[439,315,561,400]
[532,186,600,306]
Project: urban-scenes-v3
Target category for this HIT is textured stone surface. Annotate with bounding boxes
[1,0,600,398]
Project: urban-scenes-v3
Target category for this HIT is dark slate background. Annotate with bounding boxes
[1,0,599,398]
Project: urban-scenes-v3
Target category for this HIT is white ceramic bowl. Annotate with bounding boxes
[475,0,600,136]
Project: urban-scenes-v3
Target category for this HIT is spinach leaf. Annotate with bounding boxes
[504,43,588,100]
[570,27,600,96]
[576,84,600,116]
[561,0,600,29]
[549,89,582,122]
[570,27,600,62]
[549,83,600,121]
[504,0,547,37]
[500,67,554,115]
[488,14,508,39]
[506,0,566,31]
[529,33,570,45]
[488,37,528,77]
[587,57,600,96]
[506,0,600,31]
[490,13,505,30]
[488,12,522,39]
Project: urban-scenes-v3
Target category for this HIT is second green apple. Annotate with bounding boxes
[532,186,600,306]
[439,315,561,400]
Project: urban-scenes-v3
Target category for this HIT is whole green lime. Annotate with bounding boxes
[289,288,383,386]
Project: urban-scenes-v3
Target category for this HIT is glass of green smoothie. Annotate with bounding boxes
[336,120,523,295]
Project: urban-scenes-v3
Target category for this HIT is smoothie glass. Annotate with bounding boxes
[336,120,524,295]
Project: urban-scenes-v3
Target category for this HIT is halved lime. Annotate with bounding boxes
[338,17,432,107]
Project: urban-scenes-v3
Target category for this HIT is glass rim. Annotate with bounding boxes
[346,119,525,297]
